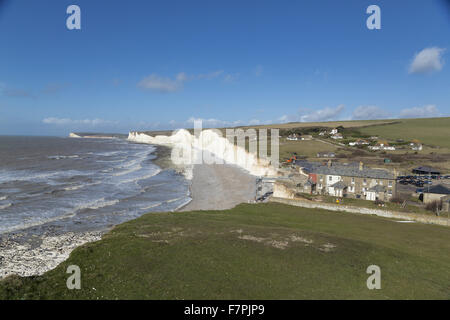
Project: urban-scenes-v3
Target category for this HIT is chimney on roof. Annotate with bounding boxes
[359,161,363,171]
[327,160,332,168]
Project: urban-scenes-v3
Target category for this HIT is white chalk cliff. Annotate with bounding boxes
[128,129,278,178]
[69,133,82,138]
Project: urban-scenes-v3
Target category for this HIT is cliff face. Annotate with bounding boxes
[69,133,81,138]
[273,182,297,199]
[128,130,278,177]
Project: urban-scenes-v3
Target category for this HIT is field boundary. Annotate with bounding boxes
[269,197,450,227]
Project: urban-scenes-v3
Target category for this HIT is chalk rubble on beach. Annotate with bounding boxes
[0,231,102,279]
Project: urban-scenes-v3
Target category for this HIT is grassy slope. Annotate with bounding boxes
[245,119,398,130]
[143,120,397,136]
[279,138,340,159]
[359,117,450,149]
[1,203,449,300]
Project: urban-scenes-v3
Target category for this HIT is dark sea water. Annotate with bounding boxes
[0,136,191,236]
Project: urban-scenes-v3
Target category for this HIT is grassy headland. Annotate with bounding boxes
[358,117,450,149]
[1,203,449,300]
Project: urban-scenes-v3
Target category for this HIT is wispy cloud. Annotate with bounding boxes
[409,47,445,74]
[196,70,224,80]
[2,87,34,98]
[138,73,186,92]
[42,117,117,126]
[186,117,244,128]
[399,105,441,118]
[300,104,345,122]
[137,70,231,92]
[223,73,240,83]
[42,83,69,95]
[277,105,346,123]
[352,105,390,120]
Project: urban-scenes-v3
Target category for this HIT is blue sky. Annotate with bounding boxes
[0,0,449,135]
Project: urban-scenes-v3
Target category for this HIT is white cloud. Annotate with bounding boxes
[138,73,186,92]
[300,104,345,122]
[186,117,244,128]
[352,106,390,120]
[196,70,224,80]
[42,117,116,126]
[248,119,261,125]
[409,47,445,74]
[399,105,441,118]
[223,73,240,83]
[2,87,34,98]
[278,115,287,122]
[138,70,229,92]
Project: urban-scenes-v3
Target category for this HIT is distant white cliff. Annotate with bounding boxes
[128,130,278,178]
[69,133,82,138]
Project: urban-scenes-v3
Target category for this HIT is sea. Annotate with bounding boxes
[0,136,191,237]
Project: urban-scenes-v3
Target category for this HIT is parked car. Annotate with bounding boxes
[415,181,424,187]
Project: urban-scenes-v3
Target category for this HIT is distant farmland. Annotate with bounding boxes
[358,117,450,149]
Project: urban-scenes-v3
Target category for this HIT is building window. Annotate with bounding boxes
[379,180,383,185]
[320,176,323,182]
[351,177,355,184]
[363,179,367,185]
[388,190,392,195]
[388,181,392,187]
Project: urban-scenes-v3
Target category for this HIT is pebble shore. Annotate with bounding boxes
[0,230,103,279]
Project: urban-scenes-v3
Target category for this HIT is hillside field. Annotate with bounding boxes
[1,203,449,300]
[358,117,450,149]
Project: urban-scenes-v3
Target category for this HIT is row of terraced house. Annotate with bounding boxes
[295,160,397,201]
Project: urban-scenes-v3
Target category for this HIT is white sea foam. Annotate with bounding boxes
[63,181,101,191]
[140,202,163,210]
[0,196,8,201]
[95,151,125,157]
[172,197,192,212]
[116,168,161,185]
[0,210,78,234]
[48,155,79,160]
[0,169,89,184]
[0,203,12,210]
[71,197,120,212]
[113,163,143,176]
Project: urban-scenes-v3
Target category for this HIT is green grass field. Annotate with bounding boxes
[1,203,449,300]
[279,138,341,160]
[359,117,450,149]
